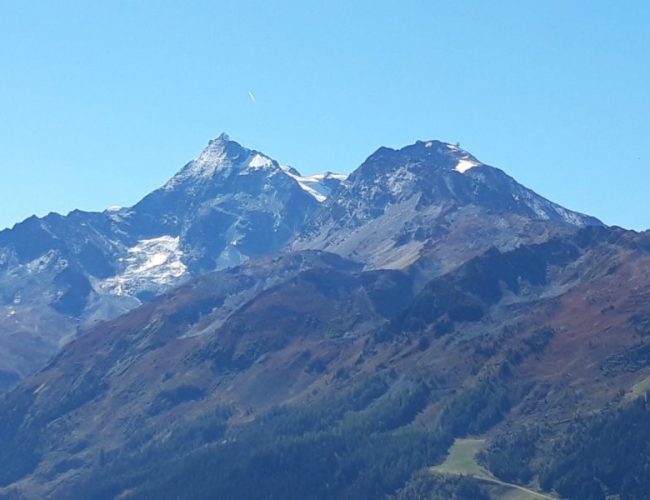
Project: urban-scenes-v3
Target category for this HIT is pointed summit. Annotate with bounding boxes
[164,134,263,188]
[163,134,341,199]
[192,133,247,170]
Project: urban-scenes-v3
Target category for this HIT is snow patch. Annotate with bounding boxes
[321,172,348,181]
[555,207,586,225]
[281,167,346,202]
[26,252,67,274]
[248,154,274,169]
[100,236,187,296]
[454,158,481,174]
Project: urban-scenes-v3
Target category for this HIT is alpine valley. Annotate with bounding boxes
[1,135,649,499]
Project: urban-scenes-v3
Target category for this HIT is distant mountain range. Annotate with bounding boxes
[0,134,599,391]
[3,134,649,499]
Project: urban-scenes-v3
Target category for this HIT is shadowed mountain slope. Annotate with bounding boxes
[2,227,650,498]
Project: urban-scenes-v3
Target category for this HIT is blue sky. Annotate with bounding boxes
[1,1,648,230]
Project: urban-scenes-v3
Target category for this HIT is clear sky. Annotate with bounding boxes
[1,1,648,230]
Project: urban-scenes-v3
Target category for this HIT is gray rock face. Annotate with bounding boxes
[128,134,321,273]
[293,140,600,276]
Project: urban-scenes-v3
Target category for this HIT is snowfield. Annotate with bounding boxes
[100,236,187,296]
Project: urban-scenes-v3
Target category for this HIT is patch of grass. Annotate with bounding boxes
[431,438,488,478]
[431,438,557,500]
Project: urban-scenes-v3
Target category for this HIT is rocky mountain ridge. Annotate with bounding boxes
[0,134,599,390]
[0,135,345,389]
[3,133,650,499]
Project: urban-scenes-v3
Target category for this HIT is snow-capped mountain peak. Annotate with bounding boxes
[0,133,604,394]
[192,134,238,169]
[161,134,348,201]
[294,138,601,272]
[353,139,487,182]
[164,134,280,188]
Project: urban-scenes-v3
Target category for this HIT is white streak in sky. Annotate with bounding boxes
[248,91,256,103]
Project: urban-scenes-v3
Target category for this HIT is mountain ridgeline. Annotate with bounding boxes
[2,135,649,499]
[0,135,596,391]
